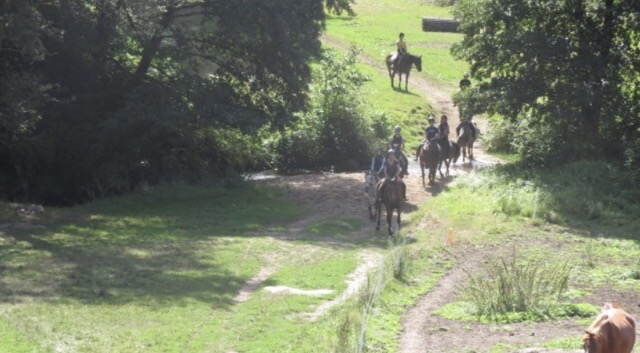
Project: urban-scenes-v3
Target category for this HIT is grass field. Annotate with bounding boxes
[324,0,469,148]
[0,184,365,353]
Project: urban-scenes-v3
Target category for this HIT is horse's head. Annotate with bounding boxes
[414,55,423,72]
[365,171,374,185]
[582,331,600,353]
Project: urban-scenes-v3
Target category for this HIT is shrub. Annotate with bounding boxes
[483,117,516,153]
[276,47,380,172]
[463,249,572,318]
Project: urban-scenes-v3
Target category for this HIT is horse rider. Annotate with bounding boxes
[393,32,408,67]
[459,73,471,90]
[437,115,451,156]
[415,116,440,161]
[380,149,408,201]
[456,118,477,140]
[390,125,409,175]
[370,147,386,180]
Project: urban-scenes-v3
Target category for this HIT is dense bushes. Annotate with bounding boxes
[0,0,358,205]
[452,0,640,175]
[276,48,389,172]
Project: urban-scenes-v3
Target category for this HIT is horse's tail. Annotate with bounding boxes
[385,54,394,77]
[451,142,461,163]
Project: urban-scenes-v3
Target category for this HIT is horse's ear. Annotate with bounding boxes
[419,55,422,59]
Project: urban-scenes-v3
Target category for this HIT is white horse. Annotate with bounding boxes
[364,171,378,219]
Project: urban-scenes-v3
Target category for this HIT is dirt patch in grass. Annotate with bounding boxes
[397,242,640,353]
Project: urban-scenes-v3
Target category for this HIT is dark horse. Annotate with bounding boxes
[437,139,461,176]
[375,178,403,236]
[457,123,477,162]
[385,53,422,91]
[419,140,442,186]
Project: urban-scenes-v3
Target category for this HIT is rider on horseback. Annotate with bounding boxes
[390,125,409,176]
[415,116,440,161]
[380,149,408,201]
[438,115,451,156]
[456,118,477,140]
[370,147,386,180]
[392,32,407,67]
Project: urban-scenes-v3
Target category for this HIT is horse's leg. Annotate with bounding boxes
[405,72,410,91]
[397,207,401,233]
[470,142,474,160]
[420,161,426,187]
[387,206,393,236]
[437,158,444,178]
[375,199,381,231]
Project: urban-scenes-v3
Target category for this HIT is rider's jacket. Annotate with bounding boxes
[396,40,407,54]
[425,126,439,141]
[391,134,404,149]
[384,159,401,178]
[438,123,450,138]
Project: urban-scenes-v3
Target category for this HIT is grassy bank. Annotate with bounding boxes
[0,183,369,353]
[360,159,640,352]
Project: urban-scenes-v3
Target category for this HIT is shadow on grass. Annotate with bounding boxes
[0,227,244,307]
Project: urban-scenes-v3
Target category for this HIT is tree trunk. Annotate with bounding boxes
[131,6,176,88]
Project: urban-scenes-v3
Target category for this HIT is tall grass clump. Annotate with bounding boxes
[463,250,572,319]
[387,234,415,282]
[333,235,417,352]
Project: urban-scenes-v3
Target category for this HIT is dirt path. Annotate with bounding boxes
[229,35,503,327]
[397,245,589,353]
[317,35,606,353]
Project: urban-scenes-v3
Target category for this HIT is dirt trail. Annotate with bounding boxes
[230,35,502,326]
[317,36,603,353]
[397,245,592,353]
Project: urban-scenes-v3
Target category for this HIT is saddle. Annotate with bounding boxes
[390,53,405,68]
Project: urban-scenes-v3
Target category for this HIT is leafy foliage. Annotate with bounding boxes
[0,0,355,204]
[276,48,389,172]
[452,0,640,170]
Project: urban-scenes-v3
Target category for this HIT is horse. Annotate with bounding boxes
[419,140,442,186]
[437,139,461,176]
[375,178,403,236]
[456,123,477,162]
[385,53,422,91]
[583,303,635,353]
[364,171,378,219]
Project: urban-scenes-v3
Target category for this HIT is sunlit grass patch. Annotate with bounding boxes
[304,216,363,237]
[436,301,598,324]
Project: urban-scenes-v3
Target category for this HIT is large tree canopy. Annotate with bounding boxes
[452,0,640,167]
[0,0,354,204]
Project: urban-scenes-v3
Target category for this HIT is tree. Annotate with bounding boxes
[452,0,640,165]
[0,0,356,203]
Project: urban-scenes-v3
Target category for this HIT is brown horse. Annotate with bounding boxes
[457,123,477,162]
[419,140,442,186]
[375,178,403,236]
[385,53,422,91]
[437,139,461,176]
